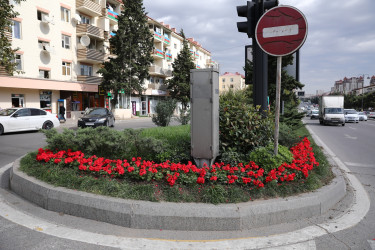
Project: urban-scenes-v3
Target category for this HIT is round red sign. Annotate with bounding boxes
[255,6,308,57]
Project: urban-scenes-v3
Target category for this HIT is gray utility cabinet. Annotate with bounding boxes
[190,68,219,167]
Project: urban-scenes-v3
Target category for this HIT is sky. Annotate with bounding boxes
[143,0,375,95]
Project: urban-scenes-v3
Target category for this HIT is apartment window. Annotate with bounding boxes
[62,35,70,49]
[12,20,21,39]
[80,14,91,24]
[222,78,225,82]
[230,78,234,82]
[230,84,234,89]
[62,62,71,75]
[80,64,92,76]
[38,40,50,51]
[222,85,225,89]
[174,43,177,49]
[37,10,48,21]
[39,70,50,79]
[61,7,70,23]
[15,54,22,70]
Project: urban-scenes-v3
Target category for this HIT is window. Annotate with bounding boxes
[222,78,225,82]
[15,54,22,70]
[62,62,71,75]
[38,40,50,51]
[37,10,48,21]
[230,84,234,89]
[31,108,47,116]
[12,20,21,39]
[80,64,92,76]
[174,43,177,49]
[15,108,30,117]
[39,70,50,79]
[223,85,225,89]
[230,78,234,82]
[62,35,70,49]
[80,14,91,24]
[61,7,70,22]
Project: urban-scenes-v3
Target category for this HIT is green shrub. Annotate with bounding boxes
[249,142,293,172]
[278,122,301,148]
[152,99,177,127]
[175,107,190,125]
[219,89,274,157]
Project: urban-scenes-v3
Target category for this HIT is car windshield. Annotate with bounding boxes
[325,108,343,114]
[0,108,17,116]
[359,112,364,115]
[346,110,357,114]
[312,110,318,114]
[85,108,107,116]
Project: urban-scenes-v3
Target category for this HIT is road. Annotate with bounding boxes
[305,117,375,249]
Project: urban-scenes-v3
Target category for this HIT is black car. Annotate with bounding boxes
[77,108,115,128]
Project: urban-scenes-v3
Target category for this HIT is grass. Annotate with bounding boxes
[19,124,333,204]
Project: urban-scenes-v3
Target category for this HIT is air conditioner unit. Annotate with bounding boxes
[42,15,54,25]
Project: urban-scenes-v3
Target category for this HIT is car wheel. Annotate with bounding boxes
[42,121,54,130]
[111,118,115,127]
[0,124,4,135]
[342,123,345,126]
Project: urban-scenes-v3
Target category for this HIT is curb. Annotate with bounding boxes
[4,157,346,231]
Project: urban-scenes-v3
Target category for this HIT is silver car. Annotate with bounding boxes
[344,109,359,123]
[358,112,367,121]
[0,108,60,135]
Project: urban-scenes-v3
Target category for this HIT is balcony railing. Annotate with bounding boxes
[152,49,164,59]
[148,83,168,91]
[154,31,162,42]
[165,53,172,61]
[76,24,104,39]
[77,48,105,63]
[76,0,101,16]
[149,65,172,77]
[77,75,102,85]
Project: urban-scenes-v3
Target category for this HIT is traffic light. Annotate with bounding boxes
[263,0,279,12]
[236,1,256,38]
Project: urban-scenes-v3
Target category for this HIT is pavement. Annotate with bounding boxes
[0,125,371,249]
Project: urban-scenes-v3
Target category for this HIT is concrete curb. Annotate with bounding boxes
[5,157,346,231]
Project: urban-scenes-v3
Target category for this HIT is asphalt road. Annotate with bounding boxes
[305,117,375,249]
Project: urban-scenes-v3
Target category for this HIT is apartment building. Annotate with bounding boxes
[219,72,245,94]
[332,76,375,95]
[0,0,217,119]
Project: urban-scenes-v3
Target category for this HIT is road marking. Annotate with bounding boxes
[348,126,357,130]
[344,134,357,140]
[345,162,375,168]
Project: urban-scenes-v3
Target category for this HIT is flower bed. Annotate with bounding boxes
[35,138,319,189]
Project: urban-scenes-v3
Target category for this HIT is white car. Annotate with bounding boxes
[0,108,60,135]
[344,109,359,123]
[368,112,375,119]
[358,112,367,121]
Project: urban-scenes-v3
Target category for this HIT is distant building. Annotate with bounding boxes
[219,72,245,94]
[331,76,375,95]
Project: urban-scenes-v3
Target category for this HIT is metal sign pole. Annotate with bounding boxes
[274,56,282,155]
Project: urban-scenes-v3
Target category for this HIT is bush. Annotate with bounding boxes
[219,89,274,158]
[152,99,177,127]
[175,107,190,125]
[249,142,293,172]
[278,122,301,148]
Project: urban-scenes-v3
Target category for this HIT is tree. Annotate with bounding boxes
[166,30,195,111]
[0,0,25,75]
[98,0,153,107]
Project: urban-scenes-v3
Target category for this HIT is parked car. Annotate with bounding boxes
[77,108,115,128]
[310,110,319,119]
[344,109,359,123]
[368,112,375,119]
[358,112,367,121]
[0,108,60,135]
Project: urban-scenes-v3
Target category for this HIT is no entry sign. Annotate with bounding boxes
[255,6,308,56]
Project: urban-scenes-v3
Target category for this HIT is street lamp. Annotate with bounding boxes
[359,74,370,111]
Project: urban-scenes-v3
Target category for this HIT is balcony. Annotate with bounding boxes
[76,23,104,39]
[148,83,168,92]
[153,31,162,42]
[77,75,102,85]
[149,65,172,77]
[77,48,105,64]
[165,53,172,61]
[76,0,101,17]
[102,8,118,24]
[152,49,164,59]
[163,35,170,46]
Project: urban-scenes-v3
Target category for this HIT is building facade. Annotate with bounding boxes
[1,0,217,119]
[331,76,375,95]
[219,72,245,94]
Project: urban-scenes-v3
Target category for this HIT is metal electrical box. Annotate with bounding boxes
[190,68,219,167]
